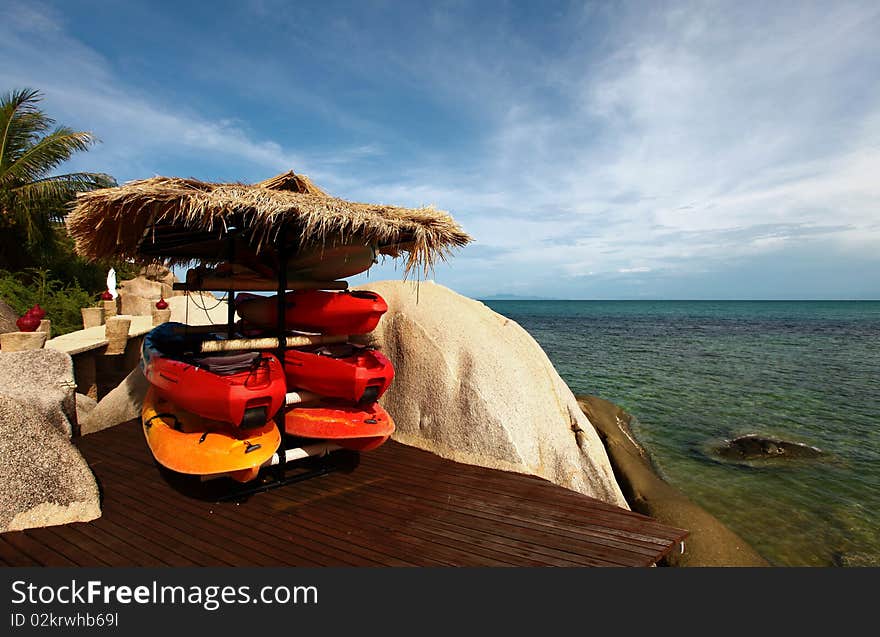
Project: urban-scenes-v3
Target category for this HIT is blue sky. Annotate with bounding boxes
[3,0,879,299]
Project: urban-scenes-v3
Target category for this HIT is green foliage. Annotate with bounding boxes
[0,268,97,336]
[0,87,140,335]
[0,88,116,270]
[43,228,140,291]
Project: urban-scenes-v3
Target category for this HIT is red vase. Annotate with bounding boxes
[155,297,168,310]
[16,311,40,332]
[30,304,46,321]
[101,290,114,301]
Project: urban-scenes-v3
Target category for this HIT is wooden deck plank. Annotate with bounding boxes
[368,455,683,551]
[278,480,595,566]
[2,421,687,566]
[105,424,656,565]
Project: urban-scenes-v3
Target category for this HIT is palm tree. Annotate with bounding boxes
[0,88,115,269]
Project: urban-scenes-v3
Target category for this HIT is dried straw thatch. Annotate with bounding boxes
[67,171,471,276]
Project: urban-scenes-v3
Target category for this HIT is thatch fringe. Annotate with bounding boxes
[66,172,471,276]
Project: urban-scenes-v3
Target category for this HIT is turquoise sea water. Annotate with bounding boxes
[482,300,880,566]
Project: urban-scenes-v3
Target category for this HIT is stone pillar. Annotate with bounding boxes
[102,298,118,319]
[81,307,105,328]
[0,331,48,351]
[104,315,131,355]
[151,308,172,326]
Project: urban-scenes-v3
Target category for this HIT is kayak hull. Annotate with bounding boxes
[142,323,287,427]
[284,345,394,403]
[285,402,394,452]
[142,388,280,481]
[236,290,387,335]
[286,243,376,281]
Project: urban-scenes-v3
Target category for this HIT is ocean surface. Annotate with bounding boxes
[482,300,880,566]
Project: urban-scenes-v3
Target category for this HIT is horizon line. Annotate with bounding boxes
[476,298,880,302]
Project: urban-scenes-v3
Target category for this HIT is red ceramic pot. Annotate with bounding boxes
[16,311,40,332]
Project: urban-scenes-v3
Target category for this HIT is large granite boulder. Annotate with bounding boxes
[353,280,628,508]
[80,366,149,435]
[0,299,17,334]
[167,293,234,325]
[0,397,100,532]
[0,350,101,532]
[0,349,77,436]
[117,265,185,316]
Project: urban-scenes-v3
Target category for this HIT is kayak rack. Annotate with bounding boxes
[173,223,358,497]
[210,443,350,502]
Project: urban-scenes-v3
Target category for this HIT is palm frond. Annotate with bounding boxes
[12,172,115,213]
[0,89,52,170]
[0,127,97,186]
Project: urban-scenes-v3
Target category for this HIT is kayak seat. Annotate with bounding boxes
[192,352,261,375]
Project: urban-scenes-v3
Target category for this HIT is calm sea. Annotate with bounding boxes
[482,300,880,566]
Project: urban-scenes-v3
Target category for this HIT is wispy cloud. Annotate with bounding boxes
[4,1,879,298]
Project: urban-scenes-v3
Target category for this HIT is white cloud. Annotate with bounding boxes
[3,1,879,298]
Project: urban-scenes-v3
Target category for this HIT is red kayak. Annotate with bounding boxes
[284,344,394,403]
[285,402,395,452]
[142,322,287,428]
[235,290,387,335]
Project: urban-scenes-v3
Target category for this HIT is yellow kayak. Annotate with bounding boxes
[142,387,280,483]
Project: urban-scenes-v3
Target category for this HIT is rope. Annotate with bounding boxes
[185,290,228,325]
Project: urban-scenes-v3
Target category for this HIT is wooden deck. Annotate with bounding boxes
[0,422,687,567]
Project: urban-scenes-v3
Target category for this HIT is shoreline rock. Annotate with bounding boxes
[577,394,769,567]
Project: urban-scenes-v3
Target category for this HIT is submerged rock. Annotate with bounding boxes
[353,280,628,508]
[832,552,879,567]
[714,434,822,461]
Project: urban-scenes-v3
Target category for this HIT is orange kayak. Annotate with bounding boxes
[284,402,394,452]
[142,388,281,482]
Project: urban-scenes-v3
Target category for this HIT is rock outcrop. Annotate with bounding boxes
[167,293,234,325]
[117,265,185,316]
[80,366,149,435]
[578,395,769,566]
[353,280,628,508]
[0,349,78,436]
[0,350,101,532]
[76,392,98,423]
[0,299,17,334]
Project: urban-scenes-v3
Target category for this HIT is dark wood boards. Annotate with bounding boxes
[2,420,687,567]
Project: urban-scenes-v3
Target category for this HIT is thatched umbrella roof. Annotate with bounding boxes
[66,170,471,275]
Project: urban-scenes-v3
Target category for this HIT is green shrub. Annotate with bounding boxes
[0,268,96,336]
